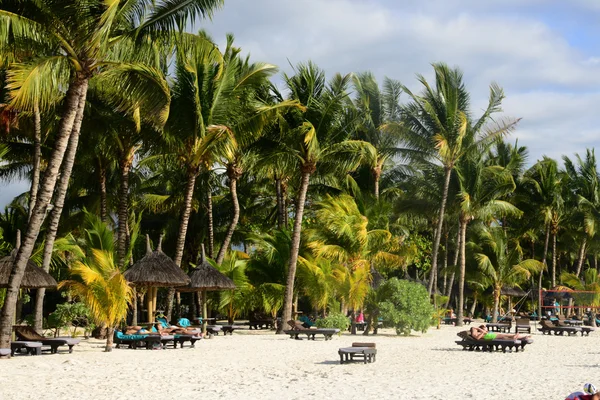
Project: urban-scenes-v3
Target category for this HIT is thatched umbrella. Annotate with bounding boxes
[180,244,235,333]
[0,230,56,289]
[124,235,190,323]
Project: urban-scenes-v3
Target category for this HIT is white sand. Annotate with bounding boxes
[0,324,596,399]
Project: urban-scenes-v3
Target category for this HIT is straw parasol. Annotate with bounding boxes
[0,230,56,289]
[180,244,235,333]
[124,235,190,322]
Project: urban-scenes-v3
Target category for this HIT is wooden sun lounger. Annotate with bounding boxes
[207,325,222,335]
[580,327,596,336]
[173,334,202,348]
[538,320,582,336]
[339,343,377,364]
[284,320,339,340]
[11,341,43,356]
[14,326,80,354]
[455,331,528,353]
[114,331,174,349]
[515,318,531,334]
[486,322,512,333]
[220,325,241,335]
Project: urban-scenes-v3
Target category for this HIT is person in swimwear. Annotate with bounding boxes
[469,324,529,341]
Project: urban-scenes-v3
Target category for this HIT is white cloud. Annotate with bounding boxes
[199,0,600,164]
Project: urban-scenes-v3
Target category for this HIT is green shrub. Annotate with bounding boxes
[49,302,94,337]
[378,278,435,336]
[315,312,350,332]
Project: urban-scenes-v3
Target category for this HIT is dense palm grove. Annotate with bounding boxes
[0,0,599,348]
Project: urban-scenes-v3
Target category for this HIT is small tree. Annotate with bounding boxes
[378,278,434,336]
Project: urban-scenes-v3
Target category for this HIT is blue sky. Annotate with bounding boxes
[2,0,600,206]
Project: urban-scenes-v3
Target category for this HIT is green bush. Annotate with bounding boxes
[315,312,350,332]
[378,278,435,336]
[49,302,94,337]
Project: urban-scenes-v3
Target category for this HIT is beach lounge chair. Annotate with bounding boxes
[14,326,80,354]
[515,318,531,334]
[114,330,174,349]
[11,341,43,356]
[173,333,202,348]
[338,342,377,364]
[283,320,339,341]
[248,313,275,330]
[454,331,530,353]
[220,325,240,335]
[538,319,581,336]
[486,322,512,333]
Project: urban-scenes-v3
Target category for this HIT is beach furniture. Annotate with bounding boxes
[114,330,175,349]
[220,325,241,335]
[249,313,275,330]
[11,341,42,356]
[538,319,581,336]
[283,320,339,341]
[454,331,531,353]
[338,342,377,364]
[14,325,80,354]
[515,318,531,334]
[443,317,473,325]
[207,325,222,335]
[486,322,512,332]
[173,333,202,348]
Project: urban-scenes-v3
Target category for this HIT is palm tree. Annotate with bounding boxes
[454,155,522,324]
[561,268,600,326]
[472,227,543,322]
[0,0,222,348]
[563,149,600,277]
[58,213,134,351]
[214,251,250,324]
[279,63,375,331]
[304,194,403,333]
[400,63,519,297]
[351,72,404,199]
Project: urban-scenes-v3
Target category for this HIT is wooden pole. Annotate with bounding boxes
[202,290,207,335]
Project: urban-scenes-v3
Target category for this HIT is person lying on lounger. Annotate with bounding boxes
[469,325,528,341]
[124,326,155,335]
[154,323,202,336]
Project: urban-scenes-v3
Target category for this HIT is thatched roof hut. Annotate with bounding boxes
[0,230,56,289]
[186,245,235,291]
[124,235,190,287]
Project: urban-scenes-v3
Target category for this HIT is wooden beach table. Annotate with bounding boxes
[338,346,377,364]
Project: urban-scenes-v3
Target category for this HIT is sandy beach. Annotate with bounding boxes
[0,323,596,400]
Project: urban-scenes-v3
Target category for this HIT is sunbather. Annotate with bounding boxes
[124,326,155,335]
[154,323,202,336]
[469,325,528,341]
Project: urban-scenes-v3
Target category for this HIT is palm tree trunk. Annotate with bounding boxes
[538,225,550,318]
[216,168,241,265]
[456,218,468,326]
[492,287,500,323]
[32,93,86,332]
[372,166,381,200]
[28,103,42,220]
[99,161,107,222]
[276,178,284,229]
[207,190,214,258]
[428,167,452,296]
[280,169,312,333]
[469,297,478,318]
[552,232,557,287]
[282,179,289,227]
[575,238,588,277]
[0,77,88,349]
[166,170,197,321]
[117,157,132,268]
[105,327,114,352]
[442,232,449,295]
[444,224,461,309]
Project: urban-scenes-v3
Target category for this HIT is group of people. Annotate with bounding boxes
[123,315,203,337]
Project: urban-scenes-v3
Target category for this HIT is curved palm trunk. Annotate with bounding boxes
[0,77,88,349]
[216,168,241,265]
[456,218,468,326]
[428,167,452,296]
[166,170,197,321]
[117,157,132,268]
[575,238,588,277]
[538,225,550,318]
[280,169,312,333]
[207,190,214,258]
[28,103,42,220]
[33,93,86,332]
[372,166,382,200]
